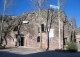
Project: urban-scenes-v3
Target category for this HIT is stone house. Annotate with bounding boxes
[1,9,73,50]
[14,9,73,50]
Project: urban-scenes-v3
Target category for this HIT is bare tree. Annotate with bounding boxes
[17,14,29,35]
[71,14,76,29]
[60,0,67,10]
[29,0,67,49]
[0,0,16,46]
[3,16,17,45]
[71,14,76,42]
[29,0,49,49]
[50,0,67,49]
[30,0,49,10]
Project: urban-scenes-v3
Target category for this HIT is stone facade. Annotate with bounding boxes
[1,9,73,50]
[14,9,72,50]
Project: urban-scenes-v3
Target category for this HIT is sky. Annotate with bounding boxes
[0,0,80,28]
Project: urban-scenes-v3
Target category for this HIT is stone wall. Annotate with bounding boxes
[0,9,72,50]
[16,9,72,50]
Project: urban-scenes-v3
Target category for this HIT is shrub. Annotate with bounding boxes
[66,42,78,52]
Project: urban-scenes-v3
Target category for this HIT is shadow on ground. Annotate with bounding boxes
[0,49,80,57]
[0,46,17,50]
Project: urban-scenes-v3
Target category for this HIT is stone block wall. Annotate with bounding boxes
[2,9,72,50]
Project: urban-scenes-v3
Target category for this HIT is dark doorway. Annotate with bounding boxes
[37,36,40,42]
[16,34,24,46]
[21,37,24,46]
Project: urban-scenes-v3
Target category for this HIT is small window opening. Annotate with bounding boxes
[37,36,40,42]
[41,24,44,32]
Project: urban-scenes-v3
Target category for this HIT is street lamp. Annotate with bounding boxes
[50,0,61,49]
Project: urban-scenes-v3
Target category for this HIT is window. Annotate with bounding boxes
[37,36,40,42]
[38,24,46,33]
[41,24,44,32]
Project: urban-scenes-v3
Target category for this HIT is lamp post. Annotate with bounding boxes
[50,0,61,49]
[39,0,42,49]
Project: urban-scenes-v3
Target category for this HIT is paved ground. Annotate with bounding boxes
[0,48,80,57]
[0,48,41,54]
